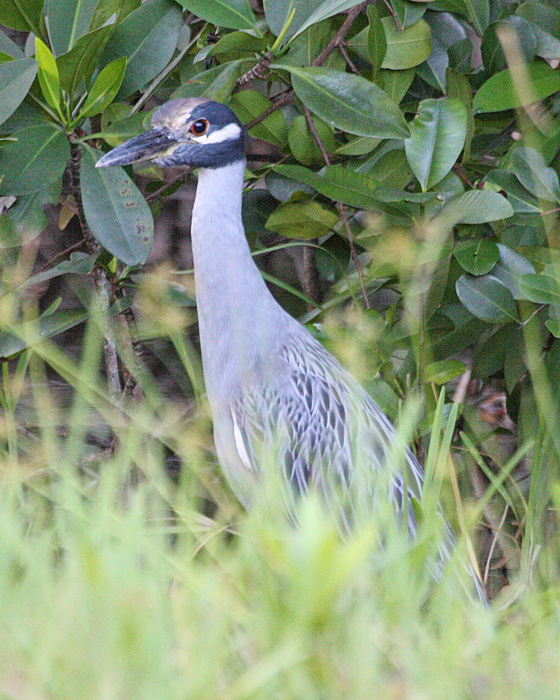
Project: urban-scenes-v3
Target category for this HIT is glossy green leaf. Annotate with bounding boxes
[464,0,489,36]
[392,0,427,29]
[229,90,287,147]
[492,244,536,300]
[367,5,386,79]
[424,359,466,384]
[433,190,514,227]
[291,0,364,41]
[473,60,560,112]
[454,238,499,276]
[0,0,44,35]
[519,273,560,304]
[177,0,256,31]
[446,69,474,161]
[456,274,518,322]
[35,37,62,115]
[511,147,560,204]
[275,164,380,210]
[0,308,87,358]
[381,16,432,69]
[101,0,182,99]
[46,0,99,56]
[81,147,153,265]
[79,57,127,120]
[287,115,335,166]
[0,125,69,195]
[517,2,560,60]
[266,200,338,239]
[276,65,409,139]
[0,58,38,126]
[380,68,415,104]
[404,98,467,191]
[57,26,112,96]
[0,30,24,58]
[173,60,251,102]
[486,170,541,213]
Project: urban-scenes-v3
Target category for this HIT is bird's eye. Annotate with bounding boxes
[189,119,208,136]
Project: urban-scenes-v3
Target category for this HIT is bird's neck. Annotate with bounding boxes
[191,159,284,401]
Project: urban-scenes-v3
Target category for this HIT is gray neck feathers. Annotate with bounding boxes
[191,160,289,404]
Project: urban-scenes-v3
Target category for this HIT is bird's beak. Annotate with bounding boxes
[95,129,178,168]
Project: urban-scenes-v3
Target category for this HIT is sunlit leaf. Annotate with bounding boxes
[275,65,409,138]
[405,98,467,191]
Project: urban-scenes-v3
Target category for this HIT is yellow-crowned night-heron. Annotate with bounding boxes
[97,98,486,600]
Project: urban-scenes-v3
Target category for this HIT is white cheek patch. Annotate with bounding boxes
[197,122,242,144]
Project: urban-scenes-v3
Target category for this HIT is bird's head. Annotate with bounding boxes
[95,97,245,170]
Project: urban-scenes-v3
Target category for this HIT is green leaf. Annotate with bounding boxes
[287,115,335,166]
[266,200,338,239]
[0,57,38,126]
[510,147,560,204]
[0,29,24,58]
[177,0,256,31]
[464,0,488,36]
[46,0,99,56]
[79,57,127,120]
[275,164,380,210]
[57,26,112,96]
[0,0,44,36]
[229,90,287,147]
[0,125,69,195]
[424,359,466,384]
[485,170,541,213]
[519,273,560,304]
[454,238,499,276]
[445,68,474,161]
[380,68,415,104]
[0,182,60,247]
[433,190,514,227]
[517,2,560,60]
[290,0,364,41]
[12,252,97,289]
[173,60,251,102]
[100,0,182,99]
[275,65,409,139]
[456,274,518,322]
[35,37,62,116]
[0,308,87,358]
[404,98,467,191]
[492,244,536,300]
[473,60,560,112]
[81,147,153,265]
[381,16,432,69]
[367,5,386,80]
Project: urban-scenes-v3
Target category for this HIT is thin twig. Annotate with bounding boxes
[311,3,365,67]
[31,237,87,275]
[245,4,364,130]
[69,140,123,412]
[339,42,360,74]
[246,90,293,130]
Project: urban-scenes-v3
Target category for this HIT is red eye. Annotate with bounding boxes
[190,119,208,135]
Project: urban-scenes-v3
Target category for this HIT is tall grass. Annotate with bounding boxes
[1,306,560,700]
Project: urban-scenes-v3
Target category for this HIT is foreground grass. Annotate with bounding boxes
[1,402,559,700]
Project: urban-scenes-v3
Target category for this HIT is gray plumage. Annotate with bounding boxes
[97,98,485,600]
